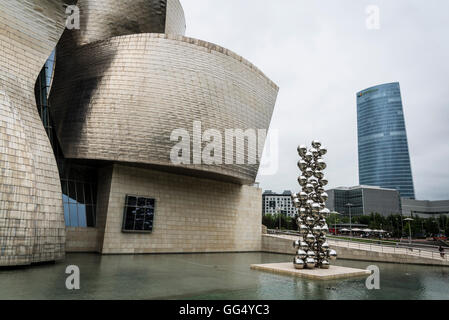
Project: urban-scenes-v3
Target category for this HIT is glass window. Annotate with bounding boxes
[61,165,97,228]
[69,203,78,227]
[122,195,156,233]
[77,204,87,227]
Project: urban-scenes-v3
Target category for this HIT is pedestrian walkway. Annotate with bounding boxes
[263,233,449,267]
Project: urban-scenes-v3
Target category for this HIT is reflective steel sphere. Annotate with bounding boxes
[316,159,327,170]
[320,208,331,216]
[305,218,314,227]
[321,242,330,250]
[312,226,321,236]
[298,160,308,171]
[297,250,307,259]
[320,260,330,269]
[315,186,325,194]
[300,241,309,251]
[309,192,319,203]
[307,250,316,258]
[293,198,301,207]
[319,147,328,156]
[304,184,314,193]
[310,148,320,157]
[293,240,301,249]
[309,178,318,188]
[320,192,329,202]
[329,250,337,261]
[304,152,313,162]
[314,171,324,179]
[312,140,322,148]
[299,224,309,235]
[319,177,328,186]
[317,235,326,244]
[294,257,305,270]
[304,168,314,178]
[305,233,316,244]
[299,192,308,201]
[306,257,316,269]
[312,203,321,213]
[297,145,308,157]
[298,176,308,186]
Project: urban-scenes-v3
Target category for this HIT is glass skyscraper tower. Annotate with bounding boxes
[357,82,415,199]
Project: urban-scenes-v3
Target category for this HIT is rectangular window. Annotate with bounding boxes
[122,195,156,233]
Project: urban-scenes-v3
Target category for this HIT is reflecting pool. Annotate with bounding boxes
[0,253,448,300]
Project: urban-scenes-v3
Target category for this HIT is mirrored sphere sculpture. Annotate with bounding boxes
[292,141,338,269]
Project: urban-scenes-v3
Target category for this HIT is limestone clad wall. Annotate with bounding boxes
[0,0,67,266]
[65,227,99,252]
[98,164,263,254]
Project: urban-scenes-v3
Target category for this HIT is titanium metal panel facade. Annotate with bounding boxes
[0,0,67,266]
[357,83,415,199]
[1,0,278,262]
[59,0,185,49]
[49,34,278,184]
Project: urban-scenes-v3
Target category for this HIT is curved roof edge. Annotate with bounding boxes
[356,82,400,96]
[77,33,279,91]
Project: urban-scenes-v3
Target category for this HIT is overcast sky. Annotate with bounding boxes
[182,0,449,200]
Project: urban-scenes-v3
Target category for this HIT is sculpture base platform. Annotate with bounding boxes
[250,263,371,281]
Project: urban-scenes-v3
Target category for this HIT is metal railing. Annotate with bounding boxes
[267,229,449,263]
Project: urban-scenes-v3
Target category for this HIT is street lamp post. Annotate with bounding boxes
[277,207,281,230]
[346,203,354,238]
[404,218,414,244]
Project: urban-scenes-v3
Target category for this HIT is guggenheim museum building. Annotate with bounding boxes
[0,0,278,266]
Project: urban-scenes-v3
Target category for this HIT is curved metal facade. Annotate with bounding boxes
[357,82,415,199]
[166,0,187,35]
[60,0,185,49]
[50,34,278,184]
[1,0,278,263]
[0,0,67,266]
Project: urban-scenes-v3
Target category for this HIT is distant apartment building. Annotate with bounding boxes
[326,186,401,217]
[402,199,449,218]
[263,191,298,217]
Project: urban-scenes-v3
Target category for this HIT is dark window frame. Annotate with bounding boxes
[122,195,156,234]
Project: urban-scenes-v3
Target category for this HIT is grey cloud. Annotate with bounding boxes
[182,0,449,200]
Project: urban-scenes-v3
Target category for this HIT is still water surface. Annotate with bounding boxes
[0,253,448,300]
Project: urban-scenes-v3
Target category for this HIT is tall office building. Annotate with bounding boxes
[357,82,415,199]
